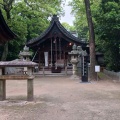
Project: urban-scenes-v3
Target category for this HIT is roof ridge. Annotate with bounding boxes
[27,15,87,47]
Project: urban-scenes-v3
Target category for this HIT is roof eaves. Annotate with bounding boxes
[0,10,17,40]
[27,15,87,46]
[55,19,86,44]
[27,18,56,46]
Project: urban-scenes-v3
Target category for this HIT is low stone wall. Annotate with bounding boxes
[103,69,120,80]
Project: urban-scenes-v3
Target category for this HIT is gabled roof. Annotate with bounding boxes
[27,15,87,47]
[0,10,17,44]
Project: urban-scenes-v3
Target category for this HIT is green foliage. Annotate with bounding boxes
[70,0,120,71]
[0,0,64,60]
[62,22,75,31]
[69,0,88,40]
[69,0,100,41]
[94,0,120,71]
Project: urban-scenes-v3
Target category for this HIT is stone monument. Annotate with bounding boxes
[77,46,82,76]
[81,50,88,82]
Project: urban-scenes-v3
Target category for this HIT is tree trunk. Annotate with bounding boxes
[1,4,11,61]
[1,42,8,61]
[84,0,97,80]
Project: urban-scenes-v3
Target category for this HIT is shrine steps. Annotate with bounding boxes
[33,70,72,77]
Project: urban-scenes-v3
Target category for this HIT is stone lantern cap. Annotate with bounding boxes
[19,45,32,57]
[24,45,29,51]
[69,44,79,55]
[0,59,38,68]
[72,43,77,50]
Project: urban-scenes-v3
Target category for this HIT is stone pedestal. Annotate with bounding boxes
[0,60,38,101]
[27,77,34,101]
[70,62,79,79]
[0,76,34,101]
[0,80,6,100]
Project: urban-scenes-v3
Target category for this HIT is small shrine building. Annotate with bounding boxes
[26,15,88,69]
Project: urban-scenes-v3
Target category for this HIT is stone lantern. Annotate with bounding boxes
[19,45,32,61]
[69,44,80,79]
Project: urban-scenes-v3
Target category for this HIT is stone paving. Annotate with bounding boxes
[0,75,120,120]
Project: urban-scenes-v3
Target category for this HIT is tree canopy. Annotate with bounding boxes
[0,0,64,60]
[70,0,120,72]
[0,0,119,72]
[62,22,75,31]
[94,0,120,71]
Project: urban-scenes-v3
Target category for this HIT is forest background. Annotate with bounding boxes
[0,0,120,72]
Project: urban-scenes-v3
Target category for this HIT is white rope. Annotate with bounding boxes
[32,48,40,62]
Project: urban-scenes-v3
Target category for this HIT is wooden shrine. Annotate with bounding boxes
[26,15,88,72]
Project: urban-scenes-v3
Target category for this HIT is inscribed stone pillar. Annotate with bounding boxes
[27,78,33,101]
[0,80,6,100]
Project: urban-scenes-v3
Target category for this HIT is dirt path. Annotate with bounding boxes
[0,76,120,120]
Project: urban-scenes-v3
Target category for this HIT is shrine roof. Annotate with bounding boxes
[27,15,87,47]
[0,10,17,44]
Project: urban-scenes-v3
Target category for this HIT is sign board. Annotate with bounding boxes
[95,65,100,72]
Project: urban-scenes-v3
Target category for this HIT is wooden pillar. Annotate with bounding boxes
[38,51,41,70]
[51,38,53,67]
[27,78,33,101]
[64,52,65,68]
[0,80,6,101]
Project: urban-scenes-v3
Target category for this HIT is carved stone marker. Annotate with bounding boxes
[81,50,88,82]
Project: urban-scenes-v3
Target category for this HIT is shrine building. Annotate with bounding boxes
[26,15,88,70]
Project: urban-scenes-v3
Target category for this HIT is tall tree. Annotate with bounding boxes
[69,0,88,39]
[84,0,96,80]
[94,0,120,71]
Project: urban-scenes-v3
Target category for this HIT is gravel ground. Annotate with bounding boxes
[0,75,120,120]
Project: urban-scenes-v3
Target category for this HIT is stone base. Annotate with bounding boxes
[70,75,80,80]
[0,76,34,101]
